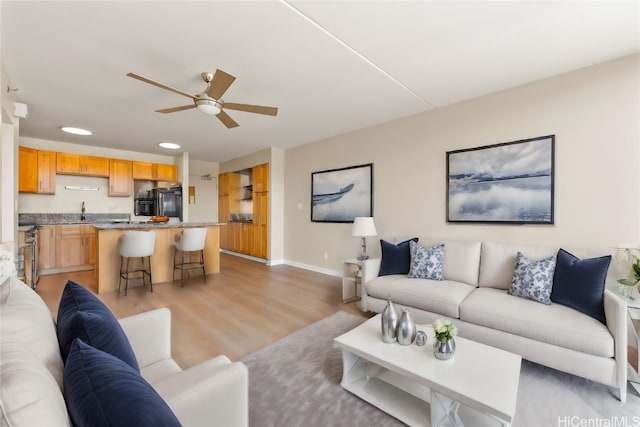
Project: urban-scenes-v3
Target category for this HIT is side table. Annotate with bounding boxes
[609,284,640,394]
[342,258,379,304]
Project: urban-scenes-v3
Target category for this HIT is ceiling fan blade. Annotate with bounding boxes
[216,110,239,129]
[224,103,278,116]
[207,69,236,100]
[127,72,195,99]
[155,105,196,114]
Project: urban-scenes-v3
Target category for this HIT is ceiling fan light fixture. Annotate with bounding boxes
[195,97,222,116]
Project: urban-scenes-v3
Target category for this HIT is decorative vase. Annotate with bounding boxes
[381,298,398,343]
[619,283,635,299]
[433,338,456,360]
[396,308,416,346]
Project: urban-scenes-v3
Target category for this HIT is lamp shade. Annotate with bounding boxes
[352,217,377,237]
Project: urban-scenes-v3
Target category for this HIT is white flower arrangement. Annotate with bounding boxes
[0,244,16,277]
[432,318,458,343]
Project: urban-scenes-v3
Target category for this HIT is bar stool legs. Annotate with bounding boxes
[172,228,208,287]
[173,248,206,287]
[119,256,153,295]
[118,230,156,296]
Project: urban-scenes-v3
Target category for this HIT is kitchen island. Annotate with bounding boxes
[94,222,223,294]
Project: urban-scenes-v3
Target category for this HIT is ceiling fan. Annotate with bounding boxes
[126,69,278,129]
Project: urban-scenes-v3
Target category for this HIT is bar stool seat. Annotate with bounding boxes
[119,230,156,295]
[173,228,207,286]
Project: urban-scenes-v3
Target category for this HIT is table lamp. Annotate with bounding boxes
[352,217,377,260]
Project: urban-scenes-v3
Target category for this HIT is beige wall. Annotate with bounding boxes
[1,63,19,246]
[188,159,220,223]
[284,54,640,274]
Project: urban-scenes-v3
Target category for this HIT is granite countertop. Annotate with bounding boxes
[93,222,224,230]
[18,213,130,226]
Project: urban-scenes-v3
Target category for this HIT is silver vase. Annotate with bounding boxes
[433,338,456,360]
[396,308,416,346]
[381,299,398,343]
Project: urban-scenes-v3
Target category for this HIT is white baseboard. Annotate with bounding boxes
[220,249,268,264]
[219,250,342,278]
[282,260,341,278]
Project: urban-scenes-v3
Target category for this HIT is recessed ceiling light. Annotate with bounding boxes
[159,142,181,149]
[60,126,92,136]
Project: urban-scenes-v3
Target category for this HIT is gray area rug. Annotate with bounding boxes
[240,311,640,427]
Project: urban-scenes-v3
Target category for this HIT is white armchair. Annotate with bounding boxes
[119,308,249,427]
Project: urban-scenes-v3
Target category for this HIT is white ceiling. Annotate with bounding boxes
[2,1,639,163]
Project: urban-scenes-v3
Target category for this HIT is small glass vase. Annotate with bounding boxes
[433,338,456,360]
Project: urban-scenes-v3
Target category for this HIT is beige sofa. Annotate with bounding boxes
[0,275,249,426]
[359,240,628,402]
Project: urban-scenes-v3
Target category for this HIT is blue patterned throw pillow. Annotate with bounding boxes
[408,241,444,280]
[509,252,556,305]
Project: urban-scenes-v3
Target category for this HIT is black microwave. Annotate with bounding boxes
[134,198,155,216]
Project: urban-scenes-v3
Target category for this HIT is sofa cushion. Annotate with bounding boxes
[0,342,71,427]
[479,242,557,289]
[408,241,444,280]
[508,252,556,305]
[64,339,181,427]
[0,277,64,388]
[428,239,482,286]
[551,249,610,324]
[378,238,418,276]
[459,287,613,357]
[57,280,139,371]
[366,275,476,318]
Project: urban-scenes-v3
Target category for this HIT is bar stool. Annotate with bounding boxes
[173,228,207,286]
[119,230,156,295]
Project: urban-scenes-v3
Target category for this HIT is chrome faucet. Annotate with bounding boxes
[81,201,86,221]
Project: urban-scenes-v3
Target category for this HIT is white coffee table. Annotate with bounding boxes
[334,315,521,427]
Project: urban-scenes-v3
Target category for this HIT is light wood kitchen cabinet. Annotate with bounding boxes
[132,161,177,181]
[83,226,96,265]
[154,163,177,181]
[252,191,269,259]
[219,173,230,196]
[229,222,251,254]
[56,153,109,177]
[56,225,84,268]
[132,161,154,180]
[37,225,57,270]
[252,163,269,193]
[108,159,132,196]
[38,225,96,273]
[19,146,56,194]
[218,195,229,249]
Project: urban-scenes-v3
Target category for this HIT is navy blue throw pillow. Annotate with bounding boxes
[378,238,419,276]
[64,339,182,427]
[57,280,139,371]
[551,249,611,324]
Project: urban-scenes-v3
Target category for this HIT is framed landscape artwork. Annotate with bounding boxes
[447,135,555,224]
[311,163,373,223]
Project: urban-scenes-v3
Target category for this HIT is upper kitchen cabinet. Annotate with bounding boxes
[108,159,132,196]
[155,163,177,181]
[253,163,269,193]
[56,152,109,177]
[19,146,56,194]
[132,161,177,181]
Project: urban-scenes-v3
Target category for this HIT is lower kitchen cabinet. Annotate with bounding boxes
[38,224,96,274]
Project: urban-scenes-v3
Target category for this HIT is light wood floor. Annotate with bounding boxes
[36,253,367,369]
